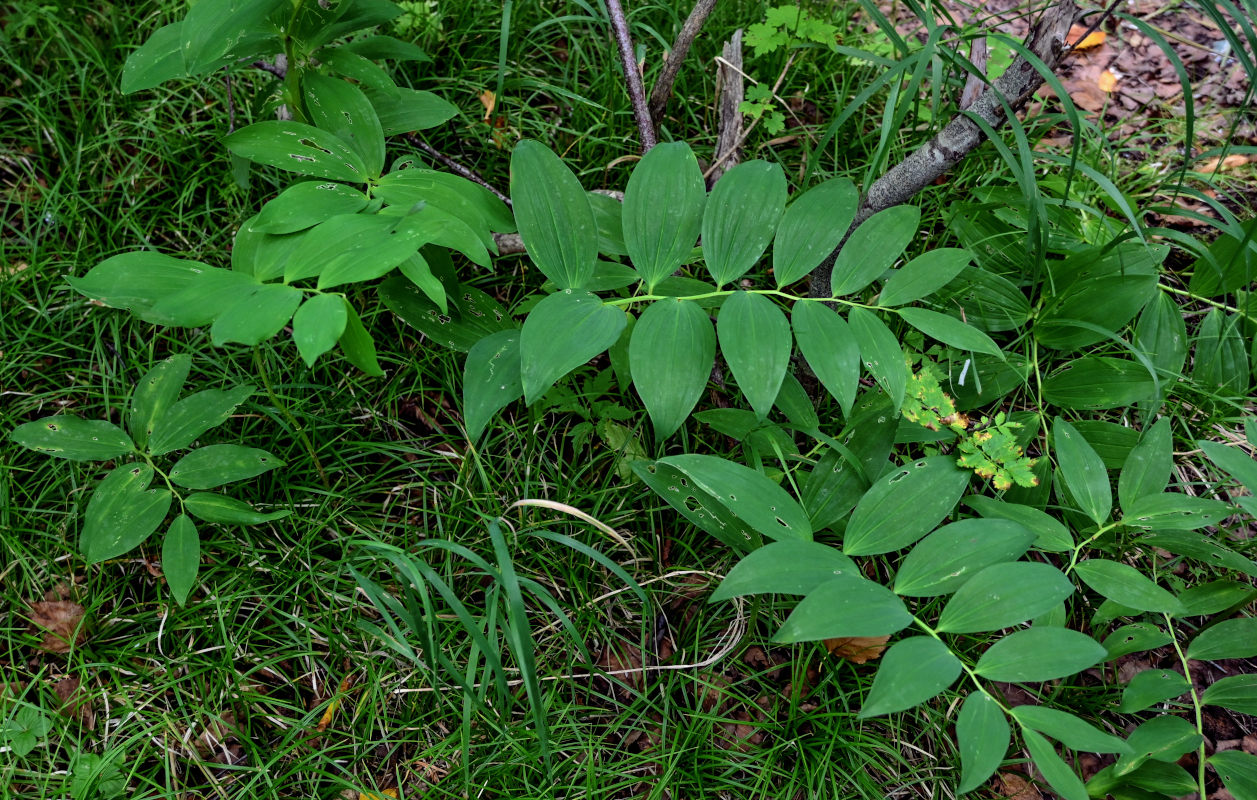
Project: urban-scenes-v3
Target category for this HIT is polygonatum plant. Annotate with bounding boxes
[9,355,289,605]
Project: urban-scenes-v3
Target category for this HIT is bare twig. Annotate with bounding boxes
[808,0,1081,298]
[707,29,744,186]
[493,190,623,257]
[704,50,795,181]
[404,134,512,205]
[605,0,658,151]
[251,59,287,80]
[647,0,721,129]
[959,38,987,111]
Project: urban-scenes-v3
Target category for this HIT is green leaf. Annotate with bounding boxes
[843,456,969,556]
[510,140,598,290]
[399,253,447,309]
[1103,623,1173,659]
[375,168,515,243]
[1193,309,1250,396]
[162,515,200,606]
[2,704,52,758]
[1053,417,1112,525]
[630,299,714,439]
[791,301,860,417]
[1114,715,1202,775]
[223,121,368,182]
[1198,439,1257,493]
[367,88,459,136]
[929,267,1032,332]
[879,248,972,307]
[1138,530,1257,579]
[1035,273,1158,351]
[145,267,262,327]
[148,385,254,457]
[1134,290,1188,390]
[633,460,761,552]
[1180,581,1256,616]
[11,417,134,462]
[252,181,369,234]
[303,74,386,178]
[896,307,1004,358]
[1010,705,1131,754]
[622,142,705,290]
[847,307,908,411]
[380,274,513,353]
[774,372,819,431]
[589,192,628,257]
[773,178,856,287]
[858,636,961,717]
[168,445,282,490]
[660,454,812,542]
[128,355,192,450]
[462,330,523,440]
[1202,674,1257,715]
[774,574,912,642]
[292,293,349,368]
[717,292,791,421]
[210,283,303,346]
[1073,559,1185,615]
[701,160,787,287]
[1118,669,1191,713]
[1043,357,1158,410]
[181,0,286,73]
[1022,729,1089,800]
[67,252,216,323]
[337,298,385,377]
[120,22,186,94]
[937,563,1074,634]
[964,497,1073,552]
[81,464,172,563]
[286,212,425,287]
[520,290,626,404]
[830,205,919,297]
[340,35,430,63]
[893,519,1035,597]
[1187,618,1257,661]
[1209,751,1257,800]
[956,692,1009,793]
[1121,492,1233,530]
[184,493,290,525]
[711,540,856,601]
[1117,418,1172,513]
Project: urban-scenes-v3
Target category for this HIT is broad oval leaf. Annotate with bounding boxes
[1133,290,1188,389]
[936,562,1073,633]
[1035,273,1158,351]
[1103,623,1174,659]
[66,252,216,323]
[896,307,1004,358]
[622,142,706,290]
[11,417,134,462]
[223,121,368,182]
[380,275,514,353]
[718,292,791,421]
[1072,559,1185,615]
[1114,715,1203,776]
[368,88,459,136]
[893,518,1035,597]
[375,167,515,241]
[510,140,598,290]
[1043,357,1158,410]
[81,464,172,563]
[338,299,385,377]
[463,330,523,441]
[1138,530,1257,579]
[1179,580,1256,616]
[879,248,972,307]
[974,627,1107,682]
[711,540,857,601]
[252,181,369,234]
[701,160,786,287]
[1121,493,1234,530]
[964,496,1073,553]
[210,284,303,347]
[168,445,283,490]
[303,74,386,178]
[290,212,431,288]
[792,301,860,417]
[956,692,1010,794]
[843,456,969,556]
[1053,417,1112,525]
[1201,674,1257,715]
[1022,729,1089,800]
[1198,439,1257,494]
[120,22,186,94]
[519,290,626,404]
[858,636,962,718]
[1010,705,1131,754]
[128,354,191,449]
[1187,617,1257,661]
[292,293,349,368]
[846,307,908,411]
[148,385,254,457]
[1117,418,1172,513]
[1118,669,1191,713]
[630,299,715,440]
[660,453,812,542]
[633,459,762,552]
[182,0,286,73]
[1209,750,1257,800]
[773,178,856,287]
[830,205,919,297]
[163,514,200,606]
[184,493,290,525]
[774,574,911,642]
[929,267,1032,332]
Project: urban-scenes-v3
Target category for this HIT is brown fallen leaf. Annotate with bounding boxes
[478,89,496,122]
[28,600,87,653]
[1067,24,1106,50]
[53,674,96,730]
[998,771,1043,800]
[1198,154,1250,172]
[824,635,889,664]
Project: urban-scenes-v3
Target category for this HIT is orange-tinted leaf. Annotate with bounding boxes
[1067,24,1105,50]
[824,635,890,664]
[1199,154,1250,172]
[478,89,496,121]
[1098,69,1119,93]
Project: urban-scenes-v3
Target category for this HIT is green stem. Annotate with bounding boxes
[253,349,329,488]
[1064,520,1120,575]
[1159,283,1257,324]
[281,0,309,122]
[912,616,1012,714]
[1163,612,1209,798]
[604,287,889,312]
